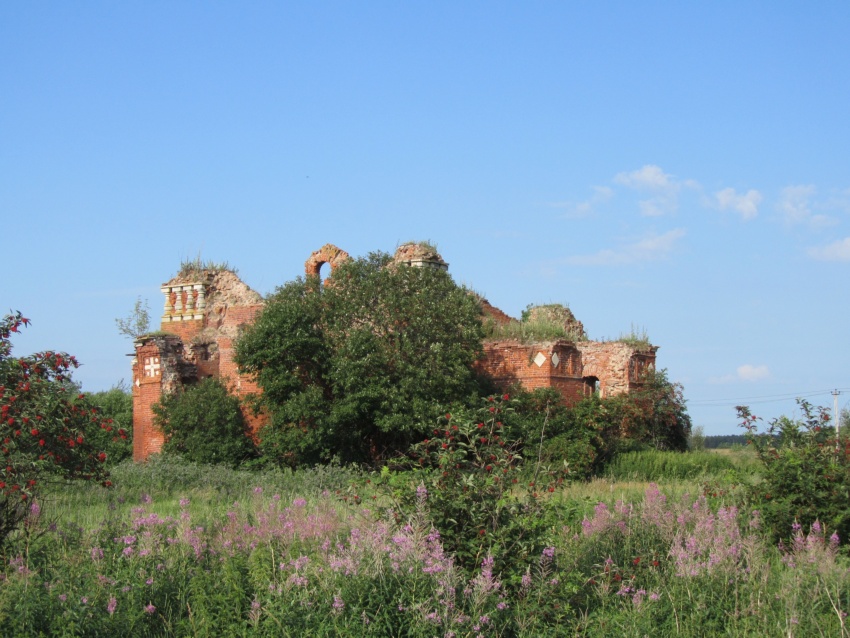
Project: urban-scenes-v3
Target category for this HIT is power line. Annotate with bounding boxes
[687,387,850,407]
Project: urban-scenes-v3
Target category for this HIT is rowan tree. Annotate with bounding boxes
[0,312,110,546]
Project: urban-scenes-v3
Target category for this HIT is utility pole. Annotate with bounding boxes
[832,389,841,443]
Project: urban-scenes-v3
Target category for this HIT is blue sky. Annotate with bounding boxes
[3,2,848,435]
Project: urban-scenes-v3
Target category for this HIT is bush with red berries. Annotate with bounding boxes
[0,311,110,546]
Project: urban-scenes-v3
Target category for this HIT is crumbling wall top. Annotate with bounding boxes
[392,242,448,270]
[524,304,586,341]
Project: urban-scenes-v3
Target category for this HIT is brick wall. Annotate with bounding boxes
[132,341,166,460]
[132,275,267,461]
[478,339,656,405]
[132,253,657,461]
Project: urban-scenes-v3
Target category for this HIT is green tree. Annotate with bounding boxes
[115,296,151,340]
[235,251,485,465]
[0,312,110,546]
[688,425,706,451]
[153,377,255,468]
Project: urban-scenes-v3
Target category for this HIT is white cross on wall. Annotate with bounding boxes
[144,357,161,377]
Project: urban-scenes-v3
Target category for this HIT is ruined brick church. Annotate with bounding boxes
[132,244,657,461]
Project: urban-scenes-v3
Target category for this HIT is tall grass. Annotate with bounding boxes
[604,449,760,481]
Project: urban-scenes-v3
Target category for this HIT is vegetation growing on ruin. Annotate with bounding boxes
[398,238,440,253]
[176,255,237,277]
[483,303,587,343]
[614,323,654,350]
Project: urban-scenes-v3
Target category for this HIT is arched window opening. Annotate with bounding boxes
[583,376,600,397]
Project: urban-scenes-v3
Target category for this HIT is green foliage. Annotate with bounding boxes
[688,424,706,451]
[510,388,605,480]
[398,394,557,578]
[484,303,586,343]
[178,254,236,277]
[504,371,692,477]
[6,461,850,637]
[0,312,110,547]
[615,323,653,350]
[114,297,151,340]
[603,449,738,481]
[703,433,749,448]
[235,251,485,465]
[153,378,255,468]
[85,384,133,465]
[739,400,850,543]
[601,369,692,452]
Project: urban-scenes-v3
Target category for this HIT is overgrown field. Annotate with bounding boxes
[2,450,849,637]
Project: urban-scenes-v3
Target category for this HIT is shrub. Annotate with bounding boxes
[153,377,255,468]
[396,394,560,579]
[739,400,850,544]
[510,388,605,480]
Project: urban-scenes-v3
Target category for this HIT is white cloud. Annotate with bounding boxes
[552,185,614,218]
[737,364,770,381]
[715,187,762,220]
[709,364,771,384]
[613,165,691,216]
[807,237,850,262]
[777,184,836,228]
[565,228,686,266]
[778,185,816,224]
[615,165,674,191]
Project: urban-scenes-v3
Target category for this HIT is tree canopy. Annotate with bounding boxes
[235,251,484,465]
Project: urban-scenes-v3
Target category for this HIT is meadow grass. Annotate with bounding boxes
[2,451,848,637]
[603,448,760,482]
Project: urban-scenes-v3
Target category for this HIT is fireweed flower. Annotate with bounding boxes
[145,603,156,614]
[107,597,117,615]
[90,547,103,561]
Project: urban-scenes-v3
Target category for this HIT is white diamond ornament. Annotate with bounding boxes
[533,352,546,367]
[551,352,560,368]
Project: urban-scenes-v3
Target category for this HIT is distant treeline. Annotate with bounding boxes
[703,434,748,448]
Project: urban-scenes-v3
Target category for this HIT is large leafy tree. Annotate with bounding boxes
[235,251,484,465]
[0,312,110,546]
